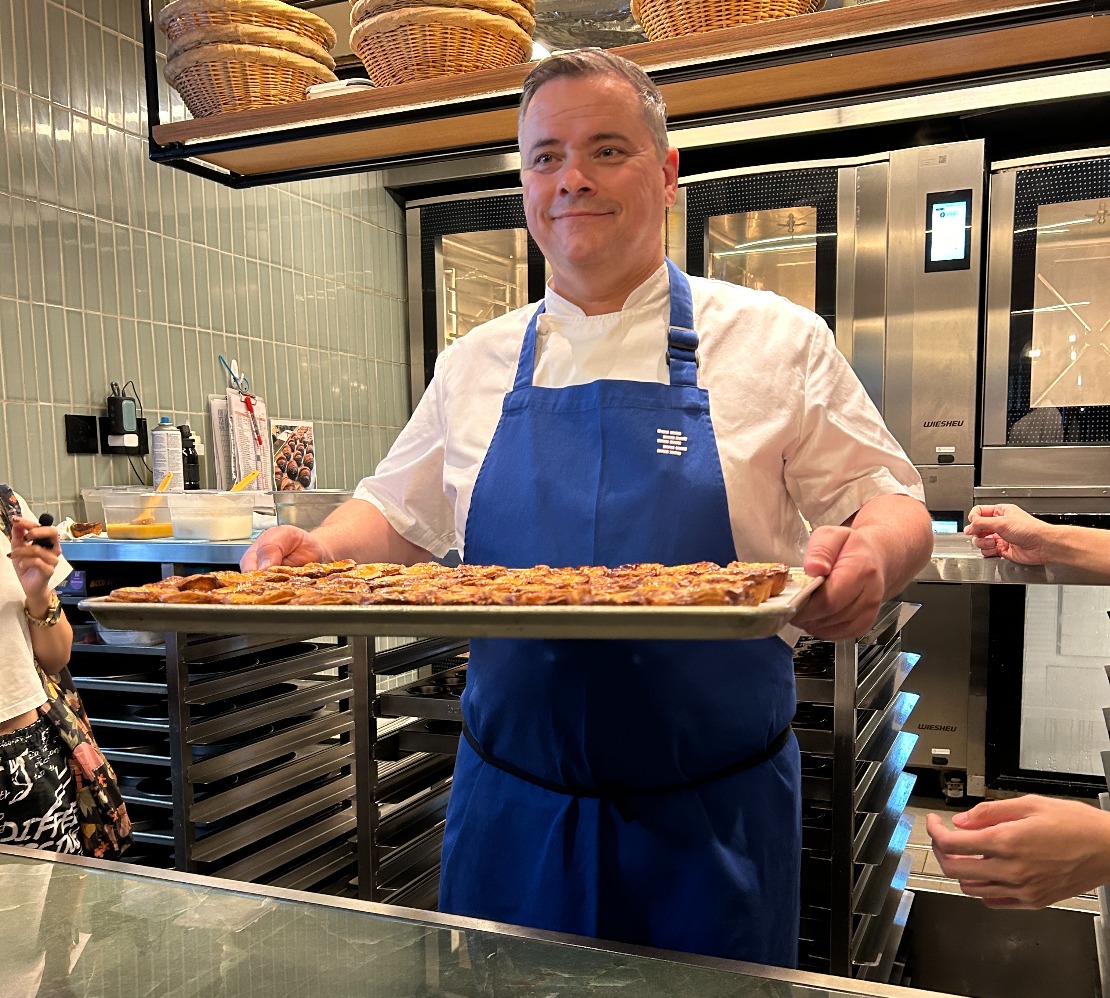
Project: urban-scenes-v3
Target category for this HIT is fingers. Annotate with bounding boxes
[802,525,851,578]
[952,797,1036,830]
[9,520,60,579]
[241,537,283,571]
[793,587,878,640]
[240,526,315,571]
[926,812,1000,859]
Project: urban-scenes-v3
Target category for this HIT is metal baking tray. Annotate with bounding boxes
[81,571,823,641]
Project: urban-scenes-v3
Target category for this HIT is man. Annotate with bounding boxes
[244,49,932,965]
[927,503,1110,909]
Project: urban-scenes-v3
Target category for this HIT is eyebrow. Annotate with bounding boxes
[525,131,634,156]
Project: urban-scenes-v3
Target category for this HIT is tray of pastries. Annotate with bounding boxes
[82,560,822,641]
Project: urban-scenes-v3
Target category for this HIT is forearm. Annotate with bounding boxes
[1043,525,1110,581]
[1086,809,1110,887]
[27,604,73,675]
[311,499,433,566]
[848,494,934,596]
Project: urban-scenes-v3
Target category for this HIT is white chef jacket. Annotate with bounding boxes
[356,264,925,562]
[0,493,72,724]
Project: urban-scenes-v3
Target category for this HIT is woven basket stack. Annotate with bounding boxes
[158,0,339,117]
[349,0,534,88]
[631,0,824,41]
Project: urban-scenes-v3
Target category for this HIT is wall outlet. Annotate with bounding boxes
[99,416,149,455]
[64,414,100,455]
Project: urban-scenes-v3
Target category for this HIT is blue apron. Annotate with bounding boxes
[440,260,800,966]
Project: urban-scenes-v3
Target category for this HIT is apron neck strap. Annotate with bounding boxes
[664,258,698,388]
[513,301,546,392]
[511,260,700,391]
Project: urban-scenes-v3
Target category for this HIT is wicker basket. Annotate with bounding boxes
[631,0,824,41]
[350,7,533,87]
[351,0,535,35]
[158,0,337,52]
[349,0,535,10]
[167,23,336,70]
[165,42,337,117]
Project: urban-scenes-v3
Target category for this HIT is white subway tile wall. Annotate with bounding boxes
[0,0,410,519]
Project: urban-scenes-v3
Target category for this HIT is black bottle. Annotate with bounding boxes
[178,424,201,491]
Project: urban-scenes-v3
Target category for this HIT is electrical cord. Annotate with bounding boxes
[122,379,155,479]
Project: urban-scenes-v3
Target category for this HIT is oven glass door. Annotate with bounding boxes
[1003,158,1110,445]
[440,230,530,349]
[1018,583,1110,779]
[682,167,839,330]
[414,194,546,393]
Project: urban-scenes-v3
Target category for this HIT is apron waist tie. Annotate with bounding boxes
[461,722,792,821]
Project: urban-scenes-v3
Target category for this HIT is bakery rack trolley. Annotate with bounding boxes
[794,599,922,980]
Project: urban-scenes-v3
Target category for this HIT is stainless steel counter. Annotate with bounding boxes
[914,534,1109,586]
[61,536,253,564]
[0,846,949,998]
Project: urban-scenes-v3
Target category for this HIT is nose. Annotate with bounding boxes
[558,158,596,196]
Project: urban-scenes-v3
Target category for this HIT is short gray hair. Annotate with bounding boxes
[518,48,670,160]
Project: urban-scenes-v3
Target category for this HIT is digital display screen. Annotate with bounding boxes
[931,520,960,534]
[924,189,973,272]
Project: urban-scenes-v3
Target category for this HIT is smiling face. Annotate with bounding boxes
[519,73,679,314]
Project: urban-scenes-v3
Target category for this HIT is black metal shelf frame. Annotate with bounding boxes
[138,0,1110,189]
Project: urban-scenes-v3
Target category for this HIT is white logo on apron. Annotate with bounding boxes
[656,429,688,456]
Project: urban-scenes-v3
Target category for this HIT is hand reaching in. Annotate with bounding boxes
[964,504,1055,565]
[927,796,1110,909]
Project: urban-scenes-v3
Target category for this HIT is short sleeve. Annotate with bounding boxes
[353,363,457,558]
[784,318,925,528]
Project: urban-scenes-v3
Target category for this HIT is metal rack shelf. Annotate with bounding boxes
[62,549,362,896]
[795,600,921,979]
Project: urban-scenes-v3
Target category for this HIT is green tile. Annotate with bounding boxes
[45,304,70,404]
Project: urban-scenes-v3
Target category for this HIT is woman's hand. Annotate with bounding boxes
[964,504,1055,565]
[927,796,1110,909]
[10,516,60,611]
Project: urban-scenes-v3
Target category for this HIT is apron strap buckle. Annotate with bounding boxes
[666,326,699,368]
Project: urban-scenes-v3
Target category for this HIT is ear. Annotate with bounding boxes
[663,147,679,207]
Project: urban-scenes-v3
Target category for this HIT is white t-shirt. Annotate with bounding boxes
[356,265,925,562]
[0,493,72,724]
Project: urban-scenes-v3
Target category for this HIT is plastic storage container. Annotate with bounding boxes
[272,489,353,530]
[81,485,147,525]
[166,491,255,540]
[102,492,173,539]
[151,416,184,491]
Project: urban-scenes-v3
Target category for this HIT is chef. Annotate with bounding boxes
[243,48,932,967]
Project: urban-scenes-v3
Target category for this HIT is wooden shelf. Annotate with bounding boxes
[147,0,1110,183]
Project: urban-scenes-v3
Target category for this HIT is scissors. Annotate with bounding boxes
[218,355,263,449]
[219,354,250,394]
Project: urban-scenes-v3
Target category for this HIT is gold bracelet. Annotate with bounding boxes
[24,592,63,628]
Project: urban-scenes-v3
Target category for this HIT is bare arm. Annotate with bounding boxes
[966,503,1110,579]
[792,493,933,640]
[11,517,72,675]
[241,498,431,571]
[927,796,1110,909]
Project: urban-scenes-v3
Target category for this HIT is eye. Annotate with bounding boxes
[531,152,556,169]
[597,147,622,159]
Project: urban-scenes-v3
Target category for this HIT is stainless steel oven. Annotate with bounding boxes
[677,141,986,520]
[981,147,1110,502]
